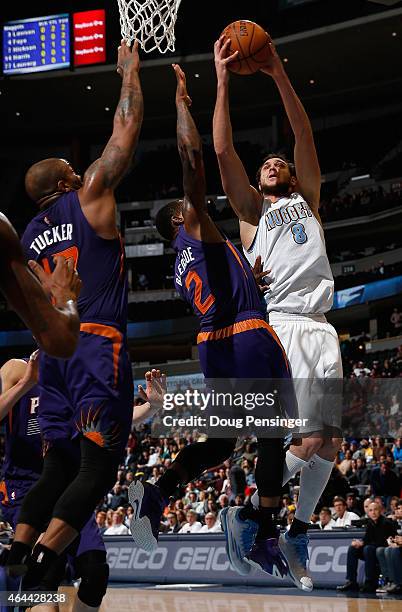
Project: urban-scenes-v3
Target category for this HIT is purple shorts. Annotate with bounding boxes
[39,324,133,455]
[197,318,291,378]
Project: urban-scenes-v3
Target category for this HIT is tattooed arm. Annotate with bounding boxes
[79,41,143,238]
[173,64,223,243]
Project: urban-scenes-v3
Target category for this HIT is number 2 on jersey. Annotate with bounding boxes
[185,271,215,315]
[291,223,307,244]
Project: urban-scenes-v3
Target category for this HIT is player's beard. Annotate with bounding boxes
[261,178,292,197]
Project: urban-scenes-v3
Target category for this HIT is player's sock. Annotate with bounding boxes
[282,450,309,486]
[255,506,281,541]
[294,454,334,524]
[22,544,58,590]
[238,504,259,523]
[288,517,309,537]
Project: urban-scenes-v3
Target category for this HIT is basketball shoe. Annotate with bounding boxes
[128,480,167,552]
[278,531,313,591]
[220,506,258,575]
[245,530,289,578]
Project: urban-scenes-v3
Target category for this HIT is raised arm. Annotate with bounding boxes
[173,64,222,242]
[213,37,262,227]
[79,41,143,237]
[0,354,38,421]
[261,42,321,216]
[0,213,80,358]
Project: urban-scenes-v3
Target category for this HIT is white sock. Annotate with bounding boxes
[295,454,334,524]
[251,450,308,508]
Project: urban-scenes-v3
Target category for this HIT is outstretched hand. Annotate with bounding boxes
[260,40,284,78]
[252,255,271,294]
[29,256,82,306]
[117,40,140,77]
[214,35,239,84]
[138,369,167,413]
[172,63,192,107]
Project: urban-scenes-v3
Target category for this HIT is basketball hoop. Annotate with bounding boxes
[117,0,182,54]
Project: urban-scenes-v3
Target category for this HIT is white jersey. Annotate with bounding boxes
[244,193,333,314]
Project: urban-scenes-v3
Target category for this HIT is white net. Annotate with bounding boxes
[117,0,182,54]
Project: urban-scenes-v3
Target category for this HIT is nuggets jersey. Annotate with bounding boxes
[21,191,128,330]
[174,225,265,330]
[244,193,334,314]
[1,384,42,483]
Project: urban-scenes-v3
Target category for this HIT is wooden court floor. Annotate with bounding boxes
[58,586,402,612]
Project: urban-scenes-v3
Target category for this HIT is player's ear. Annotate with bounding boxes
[57,180,69,192]
[290,176,297,188]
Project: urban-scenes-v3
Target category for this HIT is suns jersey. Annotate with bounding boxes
[1,384,42,483]
[244,193,334,315]
[21,191,128,331]
[173,225,265,330]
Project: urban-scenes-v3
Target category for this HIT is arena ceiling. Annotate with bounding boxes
[0,7,401,141]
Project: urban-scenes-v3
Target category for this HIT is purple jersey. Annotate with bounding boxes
[174,226,265,330]
[21,191,128,330]
[1,384,42,483]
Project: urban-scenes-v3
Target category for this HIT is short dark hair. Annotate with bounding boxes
[256,153,296,185]
[155,200,183,241]
[320,507,332,515]
[333,496,346,505]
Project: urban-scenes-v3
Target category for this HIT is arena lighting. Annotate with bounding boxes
[351,174,371,181]
[194,73,200,78]
[85,84,92,90]
[309,79,315,84]
[105,106,110,111]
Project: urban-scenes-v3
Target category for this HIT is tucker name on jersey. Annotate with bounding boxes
[29,223,73,255]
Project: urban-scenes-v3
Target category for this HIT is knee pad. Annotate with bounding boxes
[75,551,108,608]
[53,438,120,531]
[18,443,79,531]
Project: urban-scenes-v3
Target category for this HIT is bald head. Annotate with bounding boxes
[25,158,82,204]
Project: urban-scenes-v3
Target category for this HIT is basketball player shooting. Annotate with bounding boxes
[6,40,143,593]
[128,64,290,579]
[213,35,343,591]
[0,213,81,358]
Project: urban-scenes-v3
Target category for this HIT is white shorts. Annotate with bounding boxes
[269,312,343,434]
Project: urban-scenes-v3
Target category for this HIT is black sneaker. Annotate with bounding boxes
[337,580,359,591]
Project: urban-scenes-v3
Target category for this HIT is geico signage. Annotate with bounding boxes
[107,544,348,574]
[308,545,348,573]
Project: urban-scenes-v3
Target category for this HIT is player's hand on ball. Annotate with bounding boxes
[138,369,167,413]
[214,36,239,83]
[172,64,192,107]
[260,40,283,78]
[252,255,271,294]
[117,39,140,77]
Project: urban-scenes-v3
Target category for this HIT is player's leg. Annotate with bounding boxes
[278,319,342,591]
[128,437,238,551]
[6,440,79,575]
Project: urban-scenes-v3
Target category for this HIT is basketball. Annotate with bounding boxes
[221,20,271,75]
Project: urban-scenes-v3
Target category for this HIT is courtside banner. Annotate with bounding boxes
[105,531,361,586]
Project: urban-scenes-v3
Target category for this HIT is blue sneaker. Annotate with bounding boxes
[128,480,166,552]
[246,536,289,579]
[278,531,313,591]
[221,507,258,576]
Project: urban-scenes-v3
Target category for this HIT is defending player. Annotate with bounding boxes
[6,40,143,590]
[128,64,290,577]
[213,36,343,590]
[0,213,80,358]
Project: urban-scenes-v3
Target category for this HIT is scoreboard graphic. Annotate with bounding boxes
[3,14,70,75]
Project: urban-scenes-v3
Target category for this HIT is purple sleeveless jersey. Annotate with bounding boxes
[20,191,133,454]
[173,226,265,330]
[173,226,290,380]
[21,191,128,330]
